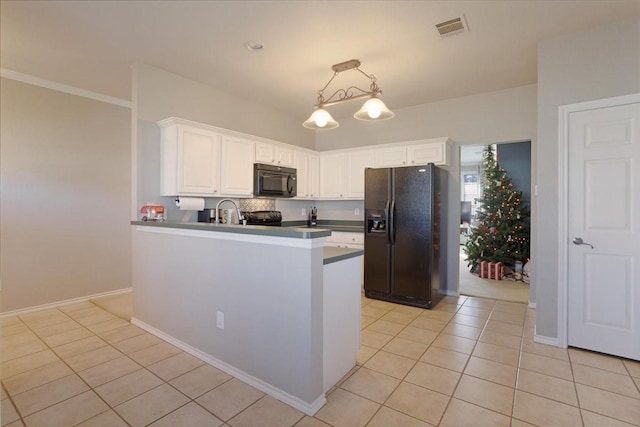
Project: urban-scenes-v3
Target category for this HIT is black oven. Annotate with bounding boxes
[253,163,297,198]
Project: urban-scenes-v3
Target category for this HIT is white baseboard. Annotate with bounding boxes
[131,317,326,416]
[0,288,132,319]
[444,290,459,297]
[533,333,562,347]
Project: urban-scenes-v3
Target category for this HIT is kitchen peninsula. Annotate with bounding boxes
[131,221,363,415]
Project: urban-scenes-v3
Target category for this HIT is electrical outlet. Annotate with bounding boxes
[355,208,360,216]
[301,208,306,217]
[216,311,224,329]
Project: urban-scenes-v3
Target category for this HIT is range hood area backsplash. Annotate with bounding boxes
[239,198,276,212]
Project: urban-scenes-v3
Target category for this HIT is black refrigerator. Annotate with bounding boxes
[364,164,447,309]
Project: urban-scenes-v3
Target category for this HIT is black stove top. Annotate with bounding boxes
[242,210,282,226]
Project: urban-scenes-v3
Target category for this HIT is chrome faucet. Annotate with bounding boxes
[214,199,244,224]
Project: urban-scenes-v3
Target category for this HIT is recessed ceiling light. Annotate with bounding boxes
[244,41,264,52]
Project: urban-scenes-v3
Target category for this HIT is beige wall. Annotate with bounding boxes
[535,16,640,339]
[0,78,132,313]
[135,63,315,149]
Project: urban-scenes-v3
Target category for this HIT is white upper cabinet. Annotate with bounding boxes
[346,151,375,199]
[375,141,447,167]
[295,151,321,199]
[375,146,408,167]
[319,153,347,199]
[320,150,373,200]
[255,142,294,167]
[158,118,450,202]
[220,135,255,196]
[407,142,446,165]
[160,121,221,196]
[308,154,320,199]
[294,151,309,198]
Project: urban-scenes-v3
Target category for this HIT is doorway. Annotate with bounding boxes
[458,142,531,303]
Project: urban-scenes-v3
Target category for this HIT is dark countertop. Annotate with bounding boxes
[323,247,364,265]
[131,221,332,239]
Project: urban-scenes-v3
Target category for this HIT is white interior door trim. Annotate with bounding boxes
[557,92,640,349]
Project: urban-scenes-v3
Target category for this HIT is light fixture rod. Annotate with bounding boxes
[314,59,381,108]
[319,88,382,108]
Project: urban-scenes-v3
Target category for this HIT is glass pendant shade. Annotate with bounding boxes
[303,108,339,129]
[353,97,395,121]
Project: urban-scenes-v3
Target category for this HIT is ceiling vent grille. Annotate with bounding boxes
[436,16,468,37]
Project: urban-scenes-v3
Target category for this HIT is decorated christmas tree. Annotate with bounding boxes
[464,145,530,269]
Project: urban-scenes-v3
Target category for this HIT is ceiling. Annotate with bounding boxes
[2,1,639,121]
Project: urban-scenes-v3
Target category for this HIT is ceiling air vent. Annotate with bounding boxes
[436,16,468,37]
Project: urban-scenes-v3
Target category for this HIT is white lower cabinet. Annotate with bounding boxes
[325,232,364,249]
[326,232,364,287]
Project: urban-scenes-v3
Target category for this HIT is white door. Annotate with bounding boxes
[567,100,640,360]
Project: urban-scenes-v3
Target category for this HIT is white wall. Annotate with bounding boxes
[0,78,132,313]
[535,16,640,339]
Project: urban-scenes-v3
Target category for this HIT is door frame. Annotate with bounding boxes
[557,92,640,348]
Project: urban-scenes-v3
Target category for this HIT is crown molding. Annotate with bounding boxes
[0,68,131,109]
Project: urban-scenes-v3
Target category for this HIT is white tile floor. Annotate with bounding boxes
[1,294,639,426]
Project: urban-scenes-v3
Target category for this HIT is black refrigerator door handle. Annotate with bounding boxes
[389,200,396,245]
[385,200,391,243]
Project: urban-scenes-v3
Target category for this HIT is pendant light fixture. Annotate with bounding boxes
[303,59,394,130]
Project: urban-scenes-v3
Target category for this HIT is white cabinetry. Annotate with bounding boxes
[407,142,446,165]
[294,151,320,199]
[375,146,407,167]
[255,142,294,167]
[346,151,374,199]
[325,232,365,288]
[160,120,221,196]
[308,154,320,199]
[375,141,447,167]
[325,232,364,249]
[320,150,373,199]
[220,136,255,196]
[319,153,347,199]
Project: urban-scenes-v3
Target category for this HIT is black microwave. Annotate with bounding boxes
[253,163,297,198]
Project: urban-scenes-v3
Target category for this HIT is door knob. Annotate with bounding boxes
[572,237,594,249]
